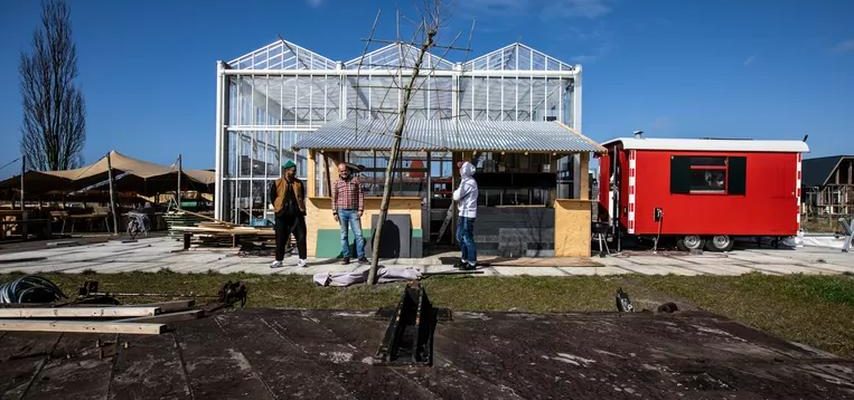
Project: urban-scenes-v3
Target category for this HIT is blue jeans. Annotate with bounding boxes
[456,216,477,264]
[338,209,365,259]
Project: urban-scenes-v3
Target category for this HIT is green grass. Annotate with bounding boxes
[2,271,853,357]
[632,273,854,357]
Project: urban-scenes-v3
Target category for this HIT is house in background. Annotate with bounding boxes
[802,155,854,218]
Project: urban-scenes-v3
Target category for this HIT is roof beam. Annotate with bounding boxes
[223,69,578,78]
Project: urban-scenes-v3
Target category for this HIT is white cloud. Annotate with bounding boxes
[306,0,323,8]
[743,55,756,66]
[832,39,854,53]
[547,0,611,19]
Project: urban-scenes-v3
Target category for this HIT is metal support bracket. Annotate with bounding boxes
[374,281,437,366]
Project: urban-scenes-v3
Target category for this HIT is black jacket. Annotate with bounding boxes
[269,177,306,216]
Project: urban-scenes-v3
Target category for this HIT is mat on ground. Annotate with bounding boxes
[313,267,422,287]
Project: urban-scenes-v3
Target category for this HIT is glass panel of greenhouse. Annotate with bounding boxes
[215,40,581,224]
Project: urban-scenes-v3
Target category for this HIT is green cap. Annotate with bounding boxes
[281,160,296,170]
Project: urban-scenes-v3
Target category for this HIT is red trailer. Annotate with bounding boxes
[597,137,809,251]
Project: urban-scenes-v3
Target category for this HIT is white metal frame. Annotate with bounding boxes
[215,39,583,221]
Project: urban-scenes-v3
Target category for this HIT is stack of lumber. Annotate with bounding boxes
[172,221,275,248]
[174,221,274,235]
[0,300,203,335]
[164,211,208,237]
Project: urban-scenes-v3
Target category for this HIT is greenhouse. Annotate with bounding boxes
[214,38,602,257]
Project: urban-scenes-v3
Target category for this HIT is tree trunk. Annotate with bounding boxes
[368,30,437,285]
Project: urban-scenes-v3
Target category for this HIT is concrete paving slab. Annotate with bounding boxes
[798,262,854,274]
[0,236,852,277]
[617,256,697,266]
[610,263,699,276]
[559,266,631,275]
[741,263,828,275]
[670,263,758,276]
[727,253,800,265]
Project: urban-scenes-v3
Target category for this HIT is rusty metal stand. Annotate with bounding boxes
[374,282,436,366]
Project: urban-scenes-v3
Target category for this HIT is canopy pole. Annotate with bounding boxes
[106,152,119,235]
[177,154,182,210]
[19,154,25,212]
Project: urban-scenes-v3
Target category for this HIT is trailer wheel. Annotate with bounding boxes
[676,235,705,251]
[706,235,734,252]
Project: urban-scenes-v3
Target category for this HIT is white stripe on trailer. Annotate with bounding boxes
[796,153,802,226]
[628,150,637,234]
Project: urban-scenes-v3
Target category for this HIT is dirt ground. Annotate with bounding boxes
[1,309,852,399]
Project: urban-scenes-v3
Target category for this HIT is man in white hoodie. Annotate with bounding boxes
[452,161,479,270]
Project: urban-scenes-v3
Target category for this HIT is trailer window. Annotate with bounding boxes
[689,168,726,193]
[671,156,746,195]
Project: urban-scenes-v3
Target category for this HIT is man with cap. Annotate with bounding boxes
[268,160,308,268]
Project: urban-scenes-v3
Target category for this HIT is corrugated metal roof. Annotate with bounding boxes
[292,119,605,153]
[602,137,810,153]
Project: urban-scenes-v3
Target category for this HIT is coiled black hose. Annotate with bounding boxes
[0,275,67,304]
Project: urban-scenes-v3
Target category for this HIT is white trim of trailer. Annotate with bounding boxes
[627,150,637,234]
[602,138,810,153]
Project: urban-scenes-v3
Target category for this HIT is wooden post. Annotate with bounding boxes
[368,29,436,285]
[19,154,25,212]
[579,152,590,200]
[323,152,332,197]
[849,159,852,185]
[176,154,183,210]
[106,152,119,235]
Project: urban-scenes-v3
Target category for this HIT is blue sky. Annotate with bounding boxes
[1,0,852,175]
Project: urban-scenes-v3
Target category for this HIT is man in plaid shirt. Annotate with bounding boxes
[332,163,367,265]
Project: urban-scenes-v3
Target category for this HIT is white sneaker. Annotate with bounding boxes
[270,260,283,269]
[296,259,308,268]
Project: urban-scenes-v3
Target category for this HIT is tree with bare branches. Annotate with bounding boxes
[363,2,463,284]
[20,0,86,171]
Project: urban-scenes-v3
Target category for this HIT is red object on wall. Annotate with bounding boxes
[596,138,809,237]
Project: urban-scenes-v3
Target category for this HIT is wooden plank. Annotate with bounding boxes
[0,320,165,335]
[173,208,234,226]
[132,300,195,314]
[170,225,275,236]
[0,306,160,319]
[115,309,204,324]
